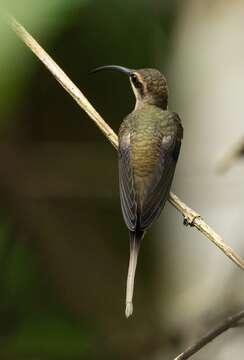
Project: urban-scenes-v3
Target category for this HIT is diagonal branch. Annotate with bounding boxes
[174,309,244,360]
[7,15,244,271]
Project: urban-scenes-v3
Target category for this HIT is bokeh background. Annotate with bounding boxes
[0,0,244,359]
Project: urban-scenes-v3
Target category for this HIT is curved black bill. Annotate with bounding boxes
[91,65,132,76]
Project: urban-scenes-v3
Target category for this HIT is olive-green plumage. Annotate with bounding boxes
[92,65,183,318]
[119,106,182,224]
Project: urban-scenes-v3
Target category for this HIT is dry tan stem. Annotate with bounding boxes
[169,193,244,271]
[7,15,244,271]
[6,15,118,150]
[174,309,244,360]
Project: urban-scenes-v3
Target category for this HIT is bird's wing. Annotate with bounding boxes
[118,123,137,231]
[140,112,183,230]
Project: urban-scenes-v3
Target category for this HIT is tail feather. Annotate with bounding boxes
[125,230,144,318]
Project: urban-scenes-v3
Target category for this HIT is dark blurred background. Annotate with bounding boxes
[0,1,244,359]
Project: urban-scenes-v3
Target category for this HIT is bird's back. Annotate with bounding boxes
[118,105,182,232]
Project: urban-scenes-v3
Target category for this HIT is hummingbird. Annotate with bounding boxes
[92,65,183,318]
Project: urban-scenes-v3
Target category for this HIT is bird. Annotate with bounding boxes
[92,65,183,318]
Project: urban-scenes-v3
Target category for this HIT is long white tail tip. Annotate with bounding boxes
[125,302,133,318]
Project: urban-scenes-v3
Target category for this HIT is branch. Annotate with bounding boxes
[174,309,244,360]
[7,15,244,271]
[6,15,118,150]
[169,193,244,271]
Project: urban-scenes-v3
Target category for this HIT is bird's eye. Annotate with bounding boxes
[131,73,143,89]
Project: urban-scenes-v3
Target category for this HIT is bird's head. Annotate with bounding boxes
[92,65,168,110]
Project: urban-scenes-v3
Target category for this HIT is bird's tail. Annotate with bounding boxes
[125,230,144,318]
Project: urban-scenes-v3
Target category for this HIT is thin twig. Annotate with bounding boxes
[174,309,244,360]
[7,15,244,271]
[6,15,118,150]
[169,193,244,271]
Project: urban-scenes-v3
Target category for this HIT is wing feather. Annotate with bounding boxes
[118,127,137,231]
[140,113,182,229]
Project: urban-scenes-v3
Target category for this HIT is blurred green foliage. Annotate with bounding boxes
[0,0,178,358]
